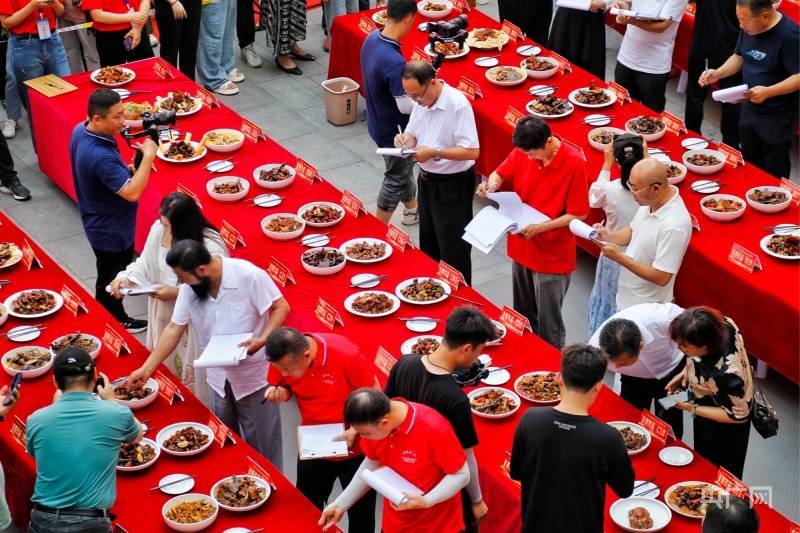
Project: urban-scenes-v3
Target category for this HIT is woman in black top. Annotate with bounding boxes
[548,0,608,80]
[667,307,754,478]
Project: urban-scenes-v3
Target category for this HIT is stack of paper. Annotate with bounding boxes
[375,148,417,157]
[193,333,252,369]
[360,466,423,506]
[712,84,749,104]
[298,423,349,460]
[569,219,600,241]
[463,192,550,254]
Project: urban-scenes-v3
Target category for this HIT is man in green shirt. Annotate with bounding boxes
[26,348,142,533]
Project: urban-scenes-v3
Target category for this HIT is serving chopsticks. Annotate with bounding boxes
[766,224,800,233]
[350,275,388,288]
[450,294,485,307]
[149,475,195,492]
[681,139,710,149]
[1,324,46,340]
[300,233,333,247]
[487,364,513,373]
[582,115,615,126]
[529,85,557,97]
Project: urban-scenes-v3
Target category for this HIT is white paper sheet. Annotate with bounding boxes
[360,466,423,506]
[463,193,551,254]
[376,148,416,157]
[569,219,599,241]
[556,0,590,10]
[712,84,749,104]
[298,423,349,460]
[104,283,163,296]
[193,333,252,369]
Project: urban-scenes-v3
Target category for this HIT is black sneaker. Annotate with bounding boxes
[121,317,147,333]
[0,177,31,201]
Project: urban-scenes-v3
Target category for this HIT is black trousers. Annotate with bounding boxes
[685,53,741,147]
[93,246,134,322]
[0,135,17,185]
[93,28,154,68]
[498,0,552,45]
[694,415,751,478]
[417,167,475,285]
[739,105,796,179]
[619,358,686,441]
[237,0,256,48]
[296,455,376,533]
[155,0,201,80]
[614,62,669,113]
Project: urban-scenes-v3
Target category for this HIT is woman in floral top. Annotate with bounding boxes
[666,306,754,478]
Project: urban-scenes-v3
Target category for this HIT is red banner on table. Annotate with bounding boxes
[607,81,631,104]
[315,297,344,330]
[241,118,266,142]
[374,346,397,376]
[340,190,366,217]
[719,143,744,167]
[295,158,320,184]
[714,467,750,499]
[9,415,25,449]
[219,220,246,250]
[456,76,482,100]
[504,105,525,129]
[152,58,174,80]
[358,13,377,34]
[780,177,800,205]
[266,256,295,287]
[728,243,762,273]
[661,111,687,135]
[196,87,220,109]
[176,183,203,208]
[154,369,184,405]
[690,213,701,232]
[61,284,87,316]
[500,20,522,41]
[500,450,521,488]
[102,324,130,357]
[436,260,466,290]
[639,410,672,444]
[21,239,41,270]
[548,52,572,74]
[386,224,411,252]
[410,46,431,63]
[208,414,237,447]
[499,305,532,336]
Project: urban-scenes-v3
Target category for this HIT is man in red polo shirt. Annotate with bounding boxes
[264,328,379,532]
[478,115,589,349]
[319,389,469,533]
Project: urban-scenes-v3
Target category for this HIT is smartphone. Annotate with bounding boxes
[123,36,133,51]
[658,389,689,410]
[3,373,22,406]
[95,376,106,392]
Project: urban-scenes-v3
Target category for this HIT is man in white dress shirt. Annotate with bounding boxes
[394,61,480,283]
[595,158,692,311]
[129,239,289,468]
[590,302,685,438]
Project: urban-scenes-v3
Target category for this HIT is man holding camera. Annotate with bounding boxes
[70,88,156,333]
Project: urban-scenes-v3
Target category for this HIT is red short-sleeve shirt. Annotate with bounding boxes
[361,399,467,533]
[82,0,140,32]
[0,0,59,35]
[495,139,590,274]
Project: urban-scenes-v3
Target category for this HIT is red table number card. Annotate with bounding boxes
[208,414,237,447]
[359,13,377,34]
[548,52,572,74]
[9,415,25,449]
[436,260,466,290]
[714,467,750,500]
[176,183,203,208]
[386,223,411,252]
[639,410,672,444]
[295,158,320,184]
[102,324,131,357]
[152,58,174,80]
[728,243,762,273]
[154,369,184,404]
[266,256,295,287]
[685,2,696,14]
[500,20,522,41]
[790,525,800,533]
[196,87,220,109]
[410,46,431,63]
[499,305,532,336]
[457,76,483,101]
[61,284,87,316]
[719,143,744,168]
[219,220,246,250]
[453,0,469,11]
[780,177,800,205]
[607,81,631,104]
[500,451,521,488]
[315,297,344,330]
[374,346,398,377]
[241,118,266,142]
[340,190,366,217]
[246,455,279,493]
[661,111,687,135]
[504,105,525,129]
[21,239,42,270]
[112,524,129,533]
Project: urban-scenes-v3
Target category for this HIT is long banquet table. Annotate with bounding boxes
[327,8,800,384]
[24,58,799,531]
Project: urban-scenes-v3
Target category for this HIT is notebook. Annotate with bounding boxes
[463,192,550,254]
[298,423,349,460]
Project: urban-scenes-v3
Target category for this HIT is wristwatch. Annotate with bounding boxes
[434,148,442,162]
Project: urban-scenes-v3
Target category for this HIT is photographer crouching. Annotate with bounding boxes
[69,88,156,333]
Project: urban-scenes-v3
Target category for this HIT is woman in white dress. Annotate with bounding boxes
[586,134,644,335]
[110,192,228,405]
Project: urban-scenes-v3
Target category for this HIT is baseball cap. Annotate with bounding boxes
[53,347,95,381]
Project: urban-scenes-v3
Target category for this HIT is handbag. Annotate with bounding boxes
[751,381,779,439]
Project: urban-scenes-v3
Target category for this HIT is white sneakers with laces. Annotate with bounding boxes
[241,44,262,68]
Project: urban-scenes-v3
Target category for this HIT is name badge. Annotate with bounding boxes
[37,17,52,40]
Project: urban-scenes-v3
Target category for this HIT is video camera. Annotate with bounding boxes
[424,14,469,70]
[452,359,489,388]
[121,109,177,169]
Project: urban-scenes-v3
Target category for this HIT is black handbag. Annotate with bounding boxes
[751,382,779,439]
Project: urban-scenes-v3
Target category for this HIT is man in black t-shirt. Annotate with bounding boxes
[384,306,496,532]
[700,0,799,178]
[510,344,634,533]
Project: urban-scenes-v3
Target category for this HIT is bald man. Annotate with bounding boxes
[594,159,692,310]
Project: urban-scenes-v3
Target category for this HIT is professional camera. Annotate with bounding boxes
[426,15,469,70]
[452,359,489,388]
[422,14,468,37]
[121,109,177,169]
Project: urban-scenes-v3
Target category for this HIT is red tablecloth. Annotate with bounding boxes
[327,9,800,384]
[0,213,324,532]
[25,58,798,531]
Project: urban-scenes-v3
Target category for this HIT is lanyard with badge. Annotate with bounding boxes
[36,7,51,40]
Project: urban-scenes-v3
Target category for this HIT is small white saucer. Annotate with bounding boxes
[158,473,195,495]
[477,354,493,367]
[631,480,660,498]
[529,84,555,96]
[584,113,612,126]
[681,137,709,150]
[418,22,428,31]
[253,193,282,208]
[474,56,499,68]
[301,234,330,247]
[350,273,381,288]
[7,325,41,343]
[481,367,510,386]
[206,160,234,173]
[659,446,694,467]
[516,44,540,57]
[159,130,180,142]
[406,317,437,332]
[690,179,720,194]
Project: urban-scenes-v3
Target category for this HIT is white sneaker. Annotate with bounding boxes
[228,68,245,83]
[149,34,159,47]
[213,81,239,96]
[240,44,262,68]
[2,119,16,139]
[402,207,419,226]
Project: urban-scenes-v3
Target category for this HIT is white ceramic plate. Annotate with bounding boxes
[340,238,393,264]
[394,277,451,305]
[486,320,506,346]
[117,438,161,472]
[343,290,401,318]
[760,227,800,260]
[468,387,521,419]
[252,163,296,190]
[252,193,282,208]
[516,44,541,56]
[481,367,511,386]
[424,42,470,59]
[659,446,694,466]
[584,113,612,126]
[371,9,388,25]
[526,99,574,120]
[405,317,438,332]
[205,160,234,173]
[206,176,249,203]
[156,142,207,164]
[528,84,556,96]
[608,421,651,456]
[6,325,40,343]
[157,422,214,457]
[156,94,203,117]
[210,475,271,512]
[609,496,672,532]
[0,304,6,328]
[162,493,219,532]
[50,333,102,359]
[485,66,528,87]
[4,289,63,319]
[1,346,54,379]
[90,67,135,87]
[681,137,709,150]
[568,87,617,109]
[664,482,727,519]
[301,233,331,247]
[474,56,499,68]
[0,243,22,270]
[631,480,661,499]
[400,335,443,355]
[158,473,196,495]
[350,273,382,288]
[689,179,721,194]
[113,377,160,409]
[297,201,345,228]
[514,371,561,404]
[204,129,245,153]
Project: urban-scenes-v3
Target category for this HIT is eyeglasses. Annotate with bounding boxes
[409,79,432,103]
[628,181,659,194]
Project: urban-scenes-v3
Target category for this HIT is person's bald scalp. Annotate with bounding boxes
[630,158,668,186]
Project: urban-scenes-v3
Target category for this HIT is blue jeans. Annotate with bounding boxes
[8,34,70,114]
[28,509,111,533]
[4,64,22,122]
[324,0,358,36]
[197,0,236,90]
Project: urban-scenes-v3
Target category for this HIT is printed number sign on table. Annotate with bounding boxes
[152,57,175,80]
[639,410,672,444]
[340,190,366,217]
[504,105,525,129]
[219,220,246,250]
[780,177,800,205]
[21,239,42,270]
[714,467,752,501]
[102,323,131,357]
[315,297,344,330]
[295,158,320,184]
[728,243,762,273]
[661,111,687,135]
[499,305,532,336]
[719,143,745,168]
[548,51,572,74]
[410,46,431,63]
[457,76,483,101]
[374,346,397,377]
[154,369,185,404]
[436,260,466,290]
[266,257,295,287]
[241,118,266,142]
[246,455,278,491]
[386,223,411,252]
[60,284,87,316]
[9,415,26,449]
[607,81,631,104]
[500,450,521,488]
[176,183,203,208]
[452,0,469,11]
[196,87,220,109]
[500,20,522,41]
[358,13,377,34]
[208,414,237,447]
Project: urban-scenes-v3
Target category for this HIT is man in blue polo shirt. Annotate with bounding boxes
[360,0,419,226]
[70,89,156,332]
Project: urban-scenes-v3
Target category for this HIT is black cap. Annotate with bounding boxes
[53,347,95,381]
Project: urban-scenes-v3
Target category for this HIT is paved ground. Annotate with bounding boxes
[1,2,798,524]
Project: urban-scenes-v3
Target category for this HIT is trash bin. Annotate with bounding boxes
[321,77,360,126]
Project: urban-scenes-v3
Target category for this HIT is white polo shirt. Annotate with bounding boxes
[589,302,685,379]
[171,257,284,400]
[617,0,689,74]
[617,186,692,310]
[405,81,479,175]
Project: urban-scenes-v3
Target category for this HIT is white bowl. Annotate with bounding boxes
[395,277,451,305]
[417,0,453,19]
[608,421,652,456]
[206,176,249,203]
[0,304,7,327]
[658,446,693,466]
[4,289,64,319]
[569,87,617,109]
[210,475,272,512]
[485,66,528,87]
[90,67,135,87]
[117,437,161,472]
[745,185,792,214]
[519,56,558,79]
[609,497,672,532]
[625,117,667,142]
[682,149,725,175]
[261,214,305,241]
[297,201,345,228]
[587,127,625,152]
[157,422,214,457]
[340,238,393,264]
[50,333,102,359]
[468,387,521,419]
[663,161,688,185]
[700,194,746,222]
[162,493,219,532]
[204,129,245,153]
[156,142,207,164]
[113,377,160,409]
[301,247,347,276]
[2,346,54,379]
[343,290,401,318]
[252,163,296,190]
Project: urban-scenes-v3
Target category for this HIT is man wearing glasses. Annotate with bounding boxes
[393,60,480,283]
[594,158,692,310]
